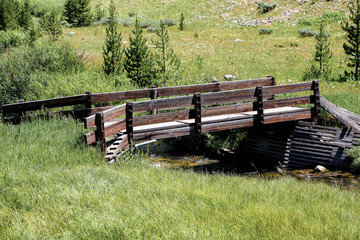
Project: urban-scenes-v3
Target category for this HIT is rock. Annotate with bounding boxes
[211,76,218,82]
[235,39,243,42]
[314,165,328,172]
[224,74,236,80]
[70,32,75,35]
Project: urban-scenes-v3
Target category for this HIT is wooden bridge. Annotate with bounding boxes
[2,77,321,161]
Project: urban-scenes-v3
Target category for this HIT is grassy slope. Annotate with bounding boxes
[1,119,360,239]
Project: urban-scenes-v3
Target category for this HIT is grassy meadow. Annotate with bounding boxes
[2,0,360,238]
[1,119,360,239]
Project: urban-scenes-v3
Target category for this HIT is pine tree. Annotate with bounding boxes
[153,21,180,85]
[102,0,123,75]
[76,0,92,27]
[314,23,332,74]
[0,0,20,31]
[40,11,62,39]
[179,13,185,31]
[63,0,91,27]
[18,0,32,30]
[125,18,156,88]
[343,0,360,81]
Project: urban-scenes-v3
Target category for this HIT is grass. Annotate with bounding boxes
[1,118,360,239]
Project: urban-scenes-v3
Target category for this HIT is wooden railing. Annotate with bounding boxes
[2,76,275,123]
[85,80,320,155]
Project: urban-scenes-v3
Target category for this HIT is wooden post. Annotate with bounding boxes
[256,86,264,125]
[150,86,158,115]
[267,75,276,100]
[85,92,92,117]
[212,78,220,107]
[194,93,202,134]
[95,112,106,154]
[311,80,320,121]
[126,102,133,145]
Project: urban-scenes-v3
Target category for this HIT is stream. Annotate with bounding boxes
[137,140,360,191]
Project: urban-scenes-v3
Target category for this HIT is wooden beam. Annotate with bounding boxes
[126,103,134,145]
[84,104,126,129]
[95,112,106,154]
[194,93,202,133]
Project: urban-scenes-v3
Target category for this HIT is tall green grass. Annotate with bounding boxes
[1,119,360,239]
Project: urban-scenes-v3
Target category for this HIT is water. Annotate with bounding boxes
[137,140,360,191]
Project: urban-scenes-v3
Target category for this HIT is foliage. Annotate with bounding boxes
[0,30,29,51]
[347,146,360,172]
[161,19,176,27]
[102,0,123,75]
[63,0,92,27]
[147,26,160,32]
[258,28,273,35]
[124,18,157,88]
[258,2,277,13]
[152,21,180,86]
[18,0,32,30]
[314,23,332,74]
[128,11,136,17]
[0,0,20,31]
[0,43,84,106]
[40,10,62,39]
[342,0,360,81]
[179,13,185,31]
[94,4,105,21]
[298,28,317,37]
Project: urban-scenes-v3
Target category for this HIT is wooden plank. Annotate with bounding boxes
[104,119,126,138]
[263,96,312,109]
[202,118,255,133]
[320,96,360,132]
[263,108,312,125]
[262,82,313,96]
[90,78,274,103]
[95,113,106,153]
[85,131,96,145]
[134,125,193,141]
[84,104,126,129]
[2,95,88,114]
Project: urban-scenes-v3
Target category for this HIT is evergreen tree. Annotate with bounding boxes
[179,13,185,31]
[153,21,180,85]
[0,0,20,31]
[40,11,62,39]
[76,0,92,27]
[18,0,32,30]
[314,23,332,74]
[102,0,123,75]
[343,0,360,81]
[63,0,91,27]
[125,18,156,88]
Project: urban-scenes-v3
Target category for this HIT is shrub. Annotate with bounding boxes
[0,43,85,107]
[320,11,346,23]
[0,30,29,51]
[147,27,160,32]
[298,28,317,37]
[128,11,136,17]
[258,28,273,35]
[120,18,134,27]
[179,13,185,31]
[258,2,277,13]
[298,18,314,26]
[161,19,176,27]
[139,21,152,29]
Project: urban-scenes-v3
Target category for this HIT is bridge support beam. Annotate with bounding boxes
[311,80,320,121]
[256,86,264,125]
[126,102,134,145]
[95,112,106,154]
[194,93,202,134]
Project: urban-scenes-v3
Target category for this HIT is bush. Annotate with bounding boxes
[120,18,134,27]
[139,21,152,29]
[161,19,176,27]
[320,11,346,23]
[0,30,29,51]
[128,11,136,17]
[298,18,314,26]
[147,27,160,32]
[258,28,273,35]
[0,43,85,107]
[298,28,317,37]
[258,2,277,13]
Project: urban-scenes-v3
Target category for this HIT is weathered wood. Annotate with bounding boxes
[2,95,88,115]
[105,134,129,159]
[84,104,126,129]
[95,113,106,153]
[311,80,320,120]
[150,86,158,115]
[126,103,133,144]
[263,96,311,109]
[320,96,360,132]
[255,86,264,125]
[263,108,312,125]
[194,93,202,133]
